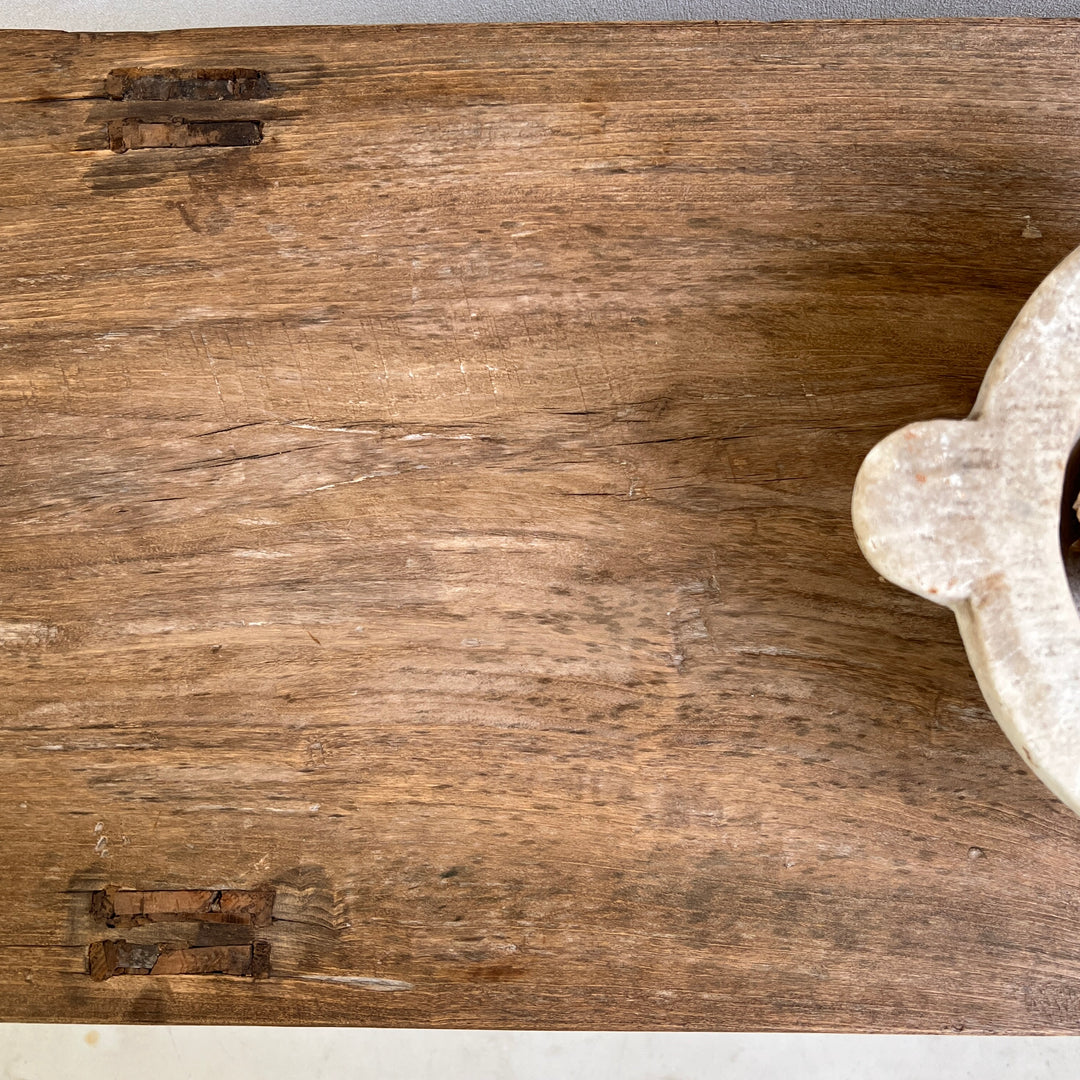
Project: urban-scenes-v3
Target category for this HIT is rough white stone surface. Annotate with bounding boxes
[853,244,1080,814]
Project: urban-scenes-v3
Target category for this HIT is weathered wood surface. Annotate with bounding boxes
[3,19,1080,1032]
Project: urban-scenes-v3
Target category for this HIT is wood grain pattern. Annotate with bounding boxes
[3,19,1080,1031]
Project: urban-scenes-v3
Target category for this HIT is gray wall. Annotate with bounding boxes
[6,0,1080,32]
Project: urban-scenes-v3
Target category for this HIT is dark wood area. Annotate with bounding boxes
[3,19,1080,1031]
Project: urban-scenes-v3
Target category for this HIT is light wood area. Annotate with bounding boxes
[3,19,1080,1031]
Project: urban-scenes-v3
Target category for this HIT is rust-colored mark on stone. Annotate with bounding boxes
[90,886,275,927]
[87,940,270,981]
[107,118,263,153]
[105,67,270,101]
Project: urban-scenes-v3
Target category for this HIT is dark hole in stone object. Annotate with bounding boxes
[1059,433,1080,609]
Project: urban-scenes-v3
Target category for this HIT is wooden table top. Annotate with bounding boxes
[4,18,1080,1032]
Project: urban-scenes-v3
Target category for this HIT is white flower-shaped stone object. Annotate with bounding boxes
[853,244,1080,814]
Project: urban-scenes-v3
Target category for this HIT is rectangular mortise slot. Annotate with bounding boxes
[107,118,262,153]
[106,67,270,101]
[91,887,275,927]
[88,940,271,981]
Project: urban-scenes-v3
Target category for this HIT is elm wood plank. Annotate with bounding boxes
[2,19,1080,1031]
